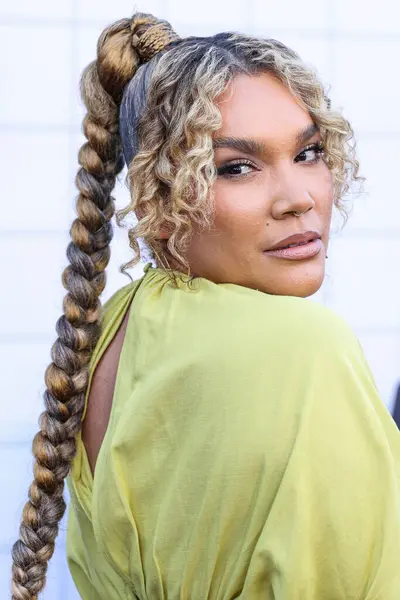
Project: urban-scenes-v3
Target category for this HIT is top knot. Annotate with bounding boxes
[131,13,180,63]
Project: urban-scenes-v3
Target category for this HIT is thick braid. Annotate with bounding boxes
[10,70,123,600]
[9,15,158,600]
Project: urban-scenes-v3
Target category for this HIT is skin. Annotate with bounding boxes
[163,72,334,297]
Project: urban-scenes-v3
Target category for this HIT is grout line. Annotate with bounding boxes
[0,17,75,27]
[0,335,54,344]
[325,0,336,92]
[0,17,400,41]
[331,229,400,239]
[0,229,69,237]
[0,439,31,448]
[67,0,80,254]
[0,123,80,133]
[0,541,12,554]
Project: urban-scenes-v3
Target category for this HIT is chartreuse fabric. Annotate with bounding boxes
[67,265,400,599]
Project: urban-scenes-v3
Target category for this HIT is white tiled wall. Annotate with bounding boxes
[1,1,399,598]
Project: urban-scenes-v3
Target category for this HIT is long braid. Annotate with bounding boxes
[10,14,173,600]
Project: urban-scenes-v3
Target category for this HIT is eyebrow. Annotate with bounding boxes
[296,123,320,145]
[212,123,320,156]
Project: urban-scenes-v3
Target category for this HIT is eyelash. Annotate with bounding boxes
[216,142,325,179]
[295,142,325,164]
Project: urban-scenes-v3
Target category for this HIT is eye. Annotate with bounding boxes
[295,142,325,164]
[216,159,257,179]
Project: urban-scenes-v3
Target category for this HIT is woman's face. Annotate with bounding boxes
[185,72,334,297]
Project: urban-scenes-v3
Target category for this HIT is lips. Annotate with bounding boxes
[266,231,320,252]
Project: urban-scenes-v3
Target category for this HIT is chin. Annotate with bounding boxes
[286,279,324,298]
[258,262,326,298]
[285,271,325,298]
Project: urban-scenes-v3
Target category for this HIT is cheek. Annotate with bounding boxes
[311,167,334,215]
[212,180,267,234]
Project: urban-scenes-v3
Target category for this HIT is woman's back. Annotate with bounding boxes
[67,266,400,600]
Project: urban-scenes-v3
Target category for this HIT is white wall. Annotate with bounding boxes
[1,0,399,597]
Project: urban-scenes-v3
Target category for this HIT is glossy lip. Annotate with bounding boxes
[263,238,323,261]
[266,231,321,252]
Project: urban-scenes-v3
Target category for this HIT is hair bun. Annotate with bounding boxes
[131,13,180,63]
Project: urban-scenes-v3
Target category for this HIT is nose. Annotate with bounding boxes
[270,171,315,220]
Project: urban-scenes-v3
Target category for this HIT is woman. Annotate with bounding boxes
[11,12,400,600]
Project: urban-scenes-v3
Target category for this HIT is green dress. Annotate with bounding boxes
[67,265,400,599]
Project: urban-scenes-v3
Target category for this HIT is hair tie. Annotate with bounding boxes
[131,17,180,63]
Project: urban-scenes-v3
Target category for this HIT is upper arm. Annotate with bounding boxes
[81,308,131,476]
